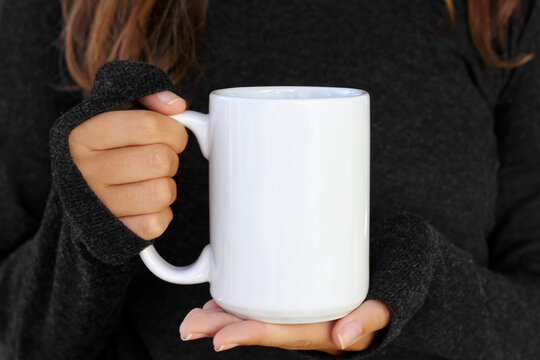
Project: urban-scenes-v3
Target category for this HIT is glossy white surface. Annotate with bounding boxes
[139,245,212,284]
[139,86,370,323]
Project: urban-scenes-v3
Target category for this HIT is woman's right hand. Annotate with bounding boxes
[68,91,188,240]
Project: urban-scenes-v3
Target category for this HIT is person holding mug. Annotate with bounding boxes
[1,1,539,359]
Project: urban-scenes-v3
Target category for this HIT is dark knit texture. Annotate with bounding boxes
[1,1,540,360]
[49,61,183,266]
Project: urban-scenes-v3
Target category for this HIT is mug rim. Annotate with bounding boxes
[210,86,368,101]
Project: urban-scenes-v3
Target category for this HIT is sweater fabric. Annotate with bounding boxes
[1,1,540,359]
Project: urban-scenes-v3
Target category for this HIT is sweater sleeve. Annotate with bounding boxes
[0,2,183,357]
[300,3,540,360]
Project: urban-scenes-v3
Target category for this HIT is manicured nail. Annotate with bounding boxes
[156,91,183,106]
[336,322,363,349]
[214,343,239,352]
[181,333,208,341]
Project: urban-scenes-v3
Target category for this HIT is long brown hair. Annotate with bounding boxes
[444,0,533,68]
[60,0,208,94]
[61,0,533,95]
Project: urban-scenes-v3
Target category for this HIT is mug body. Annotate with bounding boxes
[207,86,370,323]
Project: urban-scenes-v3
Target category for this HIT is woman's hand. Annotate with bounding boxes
[179,299,390,355]
[69,91,187,240]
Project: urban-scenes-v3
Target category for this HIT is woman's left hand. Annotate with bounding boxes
[179,299,390,355]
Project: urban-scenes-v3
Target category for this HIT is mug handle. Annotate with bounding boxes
[139,110,212,284]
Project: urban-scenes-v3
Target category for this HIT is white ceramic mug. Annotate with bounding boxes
[139,86,370,324]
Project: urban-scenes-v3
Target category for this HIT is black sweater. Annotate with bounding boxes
[1,1,540,359]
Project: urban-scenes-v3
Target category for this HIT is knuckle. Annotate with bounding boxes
[140,213,164,239]
[167,178,178,203]
[136,111,161,137]
[148,145,168,171]
[150,178,176,206]
[149,145,178,175]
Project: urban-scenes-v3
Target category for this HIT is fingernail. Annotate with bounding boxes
[156,91,183,106]
[214,343,239,352]
[337,322,363,350]
[181,333,208,341]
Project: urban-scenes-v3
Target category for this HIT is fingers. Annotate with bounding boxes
[101,177,177,217]
[179,300,390,354]
[70,109,188,154]
[67,91,188,241]
[212,320,337,352]
[180,305,337,352]
[332,300,391,350]
[118,207,173,240]
[180,307,244,341]
[78,144,179,185]
[138,91,186,115]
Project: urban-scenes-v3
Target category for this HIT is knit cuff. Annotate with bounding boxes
[298,213,440,359]
[49,60,182,266]
[361,213,440,354]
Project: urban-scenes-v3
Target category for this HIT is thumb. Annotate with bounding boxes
[138,91,187,115]
[331,300,390,350]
